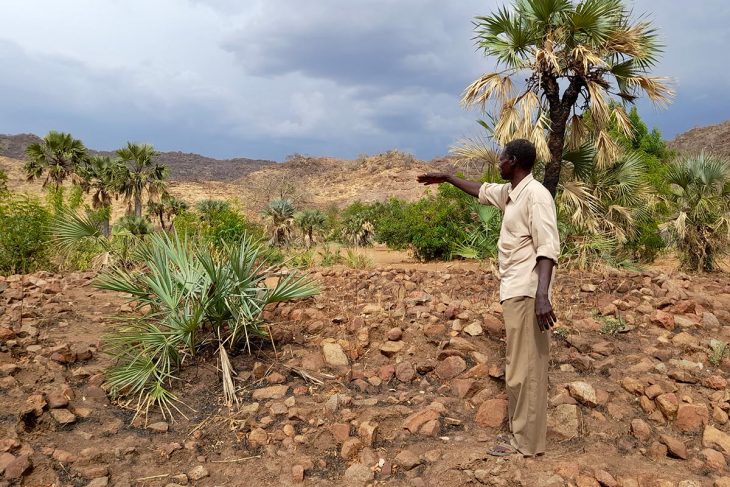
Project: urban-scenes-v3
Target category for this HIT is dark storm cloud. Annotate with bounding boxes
[0,0,728,160]
[222,0,485,94]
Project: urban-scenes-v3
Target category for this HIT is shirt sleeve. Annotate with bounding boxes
[530,199,560,264]
[478,183,507,211]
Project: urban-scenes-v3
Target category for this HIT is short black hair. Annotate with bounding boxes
[504,139,537,170]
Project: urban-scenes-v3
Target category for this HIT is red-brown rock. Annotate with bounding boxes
[475,399,508,428]
[435,356,467,380]
[675,404,709,433]
[403,408,441,434]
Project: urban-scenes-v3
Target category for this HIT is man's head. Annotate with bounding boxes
[498,139,537,180]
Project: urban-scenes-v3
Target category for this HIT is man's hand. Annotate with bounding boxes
[535,293,557,331]
[416,173,482,198]
[417,173,450,185]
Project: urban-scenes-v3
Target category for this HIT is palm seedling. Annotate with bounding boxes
[95,232,319,419]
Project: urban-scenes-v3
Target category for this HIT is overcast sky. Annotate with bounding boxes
[0,1,728,161]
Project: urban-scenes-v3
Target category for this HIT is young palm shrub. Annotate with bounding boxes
[196,199,231,220]
[262,198,295,246]
[96,232,319,418]
[49,209,151,269]
[149,194,189,230]
[294,209,326,247]
[663,153,730,272]
[116,215,154,237]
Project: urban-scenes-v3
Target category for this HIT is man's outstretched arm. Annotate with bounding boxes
[417,173,482,198]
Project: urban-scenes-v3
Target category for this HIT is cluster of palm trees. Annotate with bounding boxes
[24,131,183,236]
[262,198,326,247]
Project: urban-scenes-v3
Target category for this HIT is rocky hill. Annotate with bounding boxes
[0,134,276,182]
[0,136,456,214]
[669,120,730,159]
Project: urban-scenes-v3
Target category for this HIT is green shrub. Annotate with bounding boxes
[288,249,315,268]
[599,316,626,335]
[174,204,264,248]
[115,214,154,236]
[344,249,373,269]
[340,201,383,246]
[319,245,344,266]
[709,340,728,367]
[452,203,501,260]
[375,185,476,261]
[0,196,53,274]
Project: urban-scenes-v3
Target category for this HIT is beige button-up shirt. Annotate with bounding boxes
[478,173,560,302]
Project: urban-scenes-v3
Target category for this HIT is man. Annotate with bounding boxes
[417,139,559,457]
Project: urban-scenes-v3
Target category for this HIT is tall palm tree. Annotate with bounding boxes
[262,198,295,246]
[663,153,730,272]
[77,156,126,236]
[24,131,88,190]
[294,209,326,247]
[462,0,672,195]
[116,143,169,218]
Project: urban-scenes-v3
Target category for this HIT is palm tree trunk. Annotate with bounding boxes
[134,193,143,218]
[158,210,166,231]
[101,218,111,238]
[544,130,566,197]
[307,228,313,248]
[541,75,583,197]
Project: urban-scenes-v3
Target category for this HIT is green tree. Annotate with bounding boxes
[294,209,326,247]
[116,143,169,218]
[77,156,126,236]
[663,153,730,272]
[24,131,88,190]
[463,0,672,195]
[262,198,295,246]
[0,196,52,274]
[0,168,8,194]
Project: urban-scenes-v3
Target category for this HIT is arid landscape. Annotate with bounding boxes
[1,261,730,487]
[1,119,730,487]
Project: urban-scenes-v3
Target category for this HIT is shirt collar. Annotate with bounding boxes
[507,173,535,202]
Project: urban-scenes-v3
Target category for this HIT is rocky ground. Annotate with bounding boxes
[1,265,730,486]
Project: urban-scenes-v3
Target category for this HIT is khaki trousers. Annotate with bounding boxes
[502,296,550,456]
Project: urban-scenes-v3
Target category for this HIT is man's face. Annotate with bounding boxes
[498,151,516,180]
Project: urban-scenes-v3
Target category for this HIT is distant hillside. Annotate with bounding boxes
[0,133,275,182]
[668,120,730,159]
